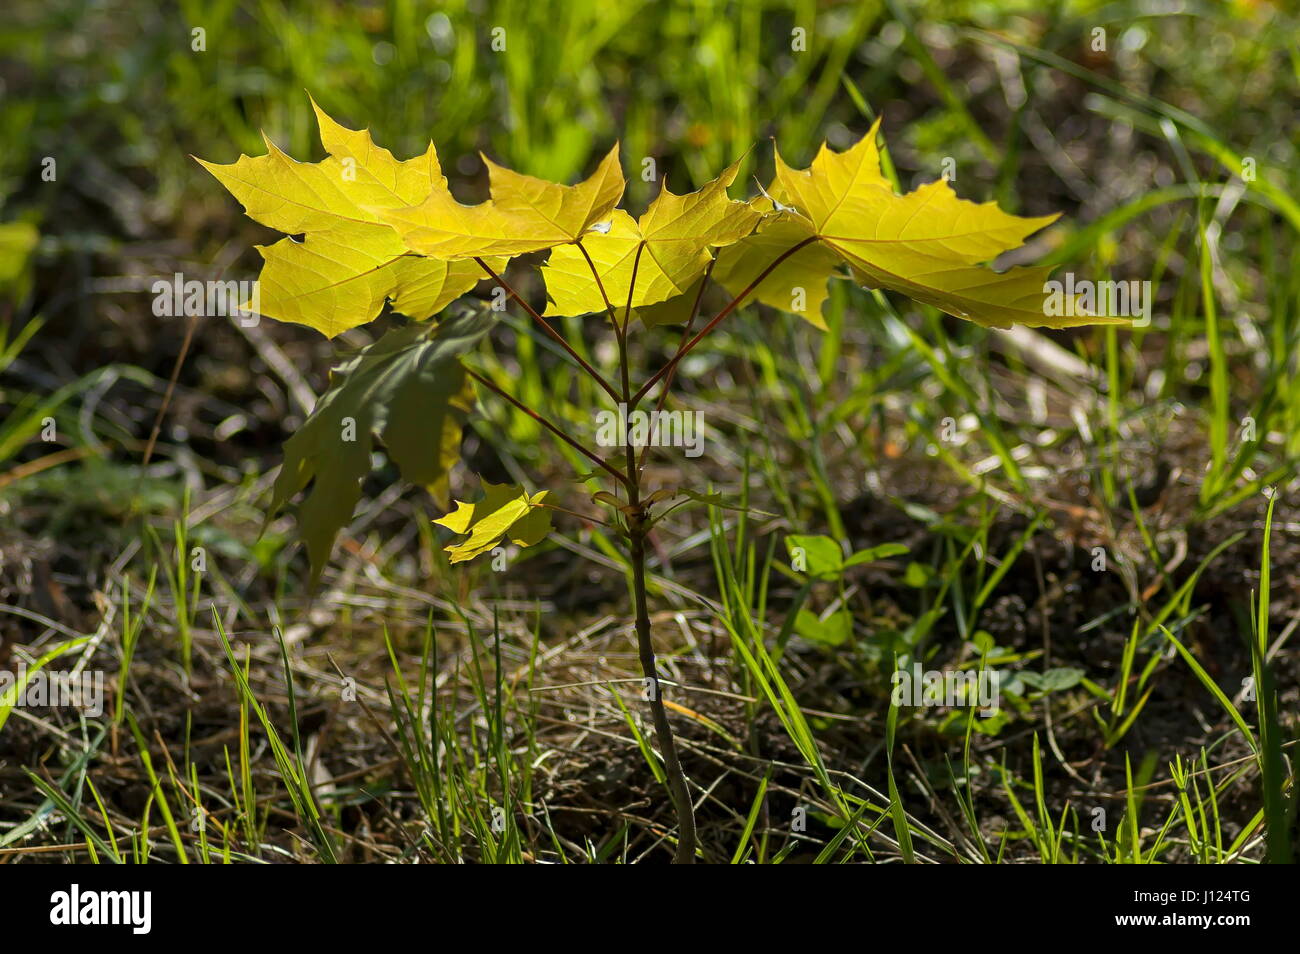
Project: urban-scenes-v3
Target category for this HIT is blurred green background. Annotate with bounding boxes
[4,0,1295,244]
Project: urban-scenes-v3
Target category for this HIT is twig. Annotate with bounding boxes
[473,256,621,403]
[632,236,817,405]
[464,366,629,490]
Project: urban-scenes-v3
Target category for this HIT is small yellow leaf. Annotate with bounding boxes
[435,481,553,564]
[433,499,478,536]
[378,146,625,259]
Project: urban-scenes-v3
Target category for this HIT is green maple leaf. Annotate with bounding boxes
[270,308,493,581]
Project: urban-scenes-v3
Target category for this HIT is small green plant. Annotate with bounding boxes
[199,94,1124,862]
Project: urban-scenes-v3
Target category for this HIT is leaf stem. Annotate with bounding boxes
[621,243,645,339]
[587,236,696,862]
[631,236,818,406]
[636,257,714,474]
[576,238,637,410]
[538,501,613,528]
[575,239,622,335]
[473,256,622,403]
[464,366,630,491]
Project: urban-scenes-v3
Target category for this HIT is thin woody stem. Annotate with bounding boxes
[631,236,818,406]
[621,243,645,339]
[622,404,697,861]
[464,366,630,490]
[473,256,622,403]
[636,257,714,474]
[579,233,696,862]
[575,239,622,336]
[538,501,613,528]
[629,518,697,863]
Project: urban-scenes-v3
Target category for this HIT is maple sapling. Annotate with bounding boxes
[199,95,1125,863]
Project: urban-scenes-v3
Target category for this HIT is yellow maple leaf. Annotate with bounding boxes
[377,146,625,259]
[713,205,843,330]
[196,96,499,337]
[634,274,707,328]
[718,120,1128,330]
[541,159,762,317]
[433,481,552,564]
